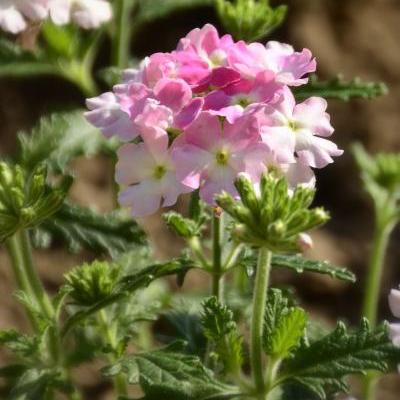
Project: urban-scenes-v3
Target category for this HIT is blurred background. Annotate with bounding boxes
[0,0,400,398]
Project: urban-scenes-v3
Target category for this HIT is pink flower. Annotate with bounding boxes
[17,0,49,21]
[172,111,266,204]
[230,40,316,86]
[0,3,26,33]
[85,92,137,141]
[116,134,191,217]
[259,87,343,168]
[203,71,280,123]
[178,23,235,69]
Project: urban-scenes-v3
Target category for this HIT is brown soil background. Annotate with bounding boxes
[1,0,400,398]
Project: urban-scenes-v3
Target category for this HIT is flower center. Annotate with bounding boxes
[215,149,229,165]
[153,165,167,180]
[166,127,182,141]
[288,120,299,131]
[233,95,252,108]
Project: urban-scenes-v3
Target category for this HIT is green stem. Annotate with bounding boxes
[362,217,394,400]
[212,213,224,301]
[250,247,272,399]
[112,0,134,68]
[188,236,210,270]
[98,310,128,397]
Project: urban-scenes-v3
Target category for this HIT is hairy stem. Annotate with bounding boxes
[112,0,134,68]
[362,217,394,400]
[98,310,128,397]
[250,247,272,399]
[212,213,224,302]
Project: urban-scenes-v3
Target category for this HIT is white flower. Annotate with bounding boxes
[0,1,27,34]
[50,0,112,29]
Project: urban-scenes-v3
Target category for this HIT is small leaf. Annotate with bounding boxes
[202,297,243,374]
[294,75,388,102]
[263,289,306,358]
[0,330,40,358]
[32,202,146,258]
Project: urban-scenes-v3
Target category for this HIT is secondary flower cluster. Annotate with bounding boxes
[0,0,112,33]
[389,286,400,350]
[85,24,343,217]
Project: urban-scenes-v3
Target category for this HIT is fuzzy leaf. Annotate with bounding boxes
[294,75,388,101]
[263,289,306,358]
[111,343,240,400]
[202,297,243,374]
[32,202,146,258]
[18,111,117,173]
[271,254,356,283]
[280,320,400,399]
[0,330,40,358]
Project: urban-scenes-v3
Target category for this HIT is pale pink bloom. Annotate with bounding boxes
[85,92,137,141]
[259,87,343,168]
[178,23,235,69]
[172,111,266,204]
[0,2,27,33]
[230,40,316,86]
[50,0,112,29]
[389,288,400,319]
[298,233,313,252]
[17,0,50,21]
[116,136,191,217]
[203,71,280,123]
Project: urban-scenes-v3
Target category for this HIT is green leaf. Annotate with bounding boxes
[216,0,287,41]
[201,297,243,374]
[294,75,388,102]
[32,202,146,258]
[61,257,193,337]
[41,22,79,59]
[18,110,117,174]
[263,289,306,358]
[0,330,40,358]
[112,343,240,400]
[271,254,356,283]
[280,320,400,399]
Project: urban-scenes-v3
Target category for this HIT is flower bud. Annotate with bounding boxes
[297,233,313,252]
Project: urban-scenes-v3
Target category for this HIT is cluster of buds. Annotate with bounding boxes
[389,287,400,348]
[0,163,72,242]
[0,0,112,34]
[85,24,343,217]
[64,260,120,307]
[216,174,329,252]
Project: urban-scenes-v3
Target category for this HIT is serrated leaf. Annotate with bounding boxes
[18,111,118,174]
[0,330,40,358]
[32,202,146,258]
[263,289,306,359]
[113,343,240,400]
[280,320,400,399]
[294,75,388,102]
[271,254,355,283]
[202,297,243,374]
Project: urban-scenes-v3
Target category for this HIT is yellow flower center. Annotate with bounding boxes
[215,149,229,165]
[153,165,167,180]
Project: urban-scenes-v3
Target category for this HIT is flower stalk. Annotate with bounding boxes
[212,212,224,302]
[250,247,272,398]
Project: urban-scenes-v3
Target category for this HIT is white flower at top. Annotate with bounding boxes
[0,0,112,34]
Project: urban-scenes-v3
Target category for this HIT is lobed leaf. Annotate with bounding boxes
[280,320,400,399]
[108,342,240,400]
[32,202,146,258]
[294,75,388,102]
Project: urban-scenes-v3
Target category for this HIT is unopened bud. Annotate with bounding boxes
[268,220,286,237]
[314,208,330,223]
[297,233,313,252]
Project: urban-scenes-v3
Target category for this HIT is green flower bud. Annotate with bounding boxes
[65,261,120,307]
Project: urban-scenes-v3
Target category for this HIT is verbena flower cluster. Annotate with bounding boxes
[0,0,112,33]
[85,24,343,217]
[389,286,400,349]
